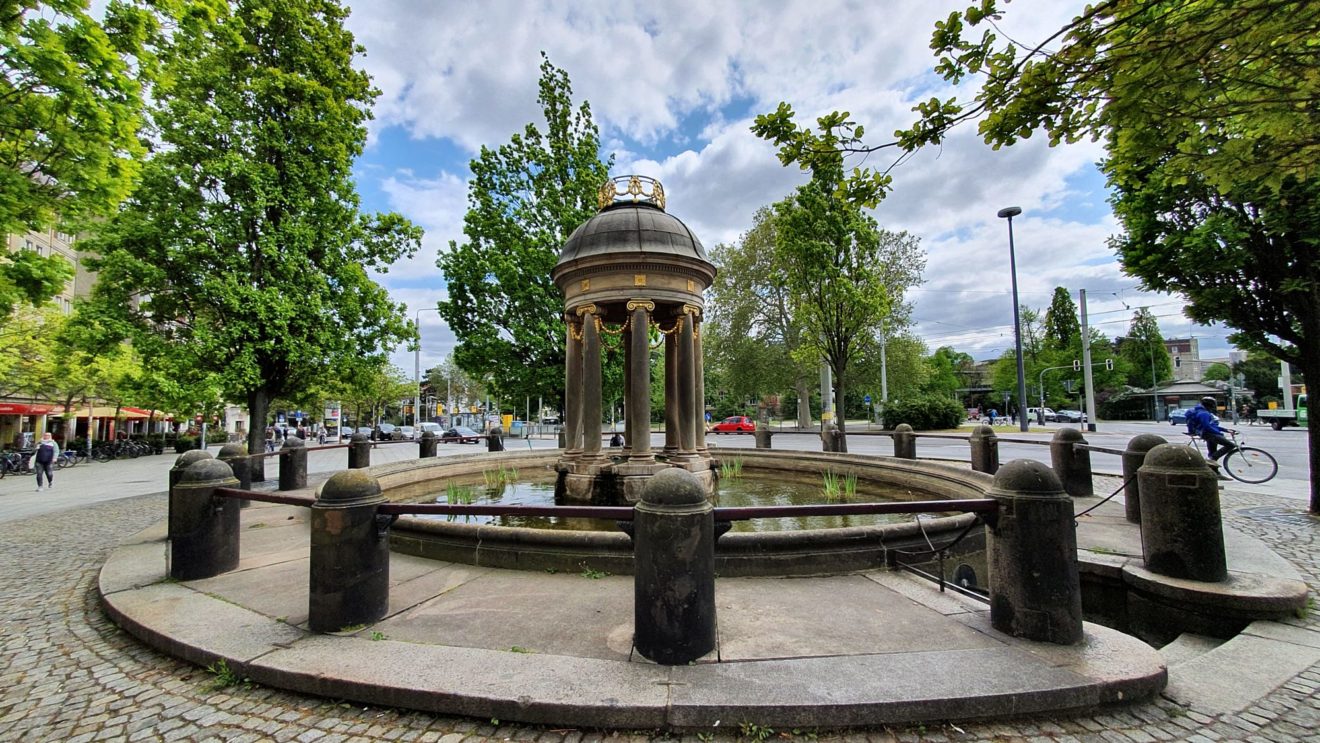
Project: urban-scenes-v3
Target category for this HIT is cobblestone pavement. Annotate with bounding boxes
[1,488,1317,742]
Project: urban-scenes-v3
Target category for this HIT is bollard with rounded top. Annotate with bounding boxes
[419,430,438,458]
[893,423,916,459]
[169,458,240,580]
[969,425,1000,474]
[1138,444,1227,582]
[753,427,773,449]
[309,470,390,633]
[1122,434,1167,523]
[486,425,505,452]
[278,436,307,491]
[216,442,251,508]
[170,449,213,496]
[1049,428,1093,497]
[987,460,1084,645]
[634,468,717,665]
[347,432,371,469]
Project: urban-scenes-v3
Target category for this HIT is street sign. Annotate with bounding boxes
[864,394,871,403]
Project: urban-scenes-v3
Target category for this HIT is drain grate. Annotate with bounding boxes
[1234,506,1319,525]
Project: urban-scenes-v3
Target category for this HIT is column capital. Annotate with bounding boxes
[575,303,599,317]
[681,304,702,319]
[627,299,656,312]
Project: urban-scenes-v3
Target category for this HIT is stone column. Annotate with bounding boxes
[278,436,307,491]
[675,309,697,458]
[1122,434,1166,523]
[664,329,679,455]
[309,471,390,633]
[169,458,240,581]
[348,432,371,469]
[170,450,213,497]
[579,305,604,462]
[1138,444,1227,582]
[622,318,633,452]
[1049,428,1093,497]
[692,308,708,456]
[564,315,583,455]
[987,460,1084,645]
[628,300,655,461]
[893,423,916,459]
[217,443,251,508]
[969,424,999,474]
[633,468,716,664]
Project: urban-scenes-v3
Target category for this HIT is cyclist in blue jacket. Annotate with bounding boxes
[1187,396,1236,468]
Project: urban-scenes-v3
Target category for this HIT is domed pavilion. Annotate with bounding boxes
[551,176,716,502]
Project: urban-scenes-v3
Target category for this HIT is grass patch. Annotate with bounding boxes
[738,721,775,741]
[445,483,476,505]
[580,565,610,580]
[482,465,519,488]
[719,457,743,479]
[370,631,387,641]
[821,470,857,501]
[338,623,366,633]
[205,659,250,691]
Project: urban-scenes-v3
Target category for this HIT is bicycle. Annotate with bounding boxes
[55,449,87,469]
[0,449,33,478]
[1183,429,1278,484]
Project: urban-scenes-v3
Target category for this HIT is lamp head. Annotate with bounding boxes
[997,206,1023,219]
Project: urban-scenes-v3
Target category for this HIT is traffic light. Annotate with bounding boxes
[1072,359,1081,371]
[1105,358,1114,370]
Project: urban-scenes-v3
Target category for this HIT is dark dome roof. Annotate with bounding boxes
[557,202,708,266]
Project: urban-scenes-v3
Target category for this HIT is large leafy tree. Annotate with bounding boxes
[1,0,162,235]
[0,248,73,319]
[438,54,612,410]
[1042,287,1081,351]
[1118,307,1173,390]
[905,0,1320,511]
[84,0,420,466]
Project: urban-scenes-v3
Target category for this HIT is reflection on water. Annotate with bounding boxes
[411,473,946,532]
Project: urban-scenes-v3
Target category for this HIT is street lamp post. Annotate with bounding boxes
[997,206,1030,433]
[414,307,440,428]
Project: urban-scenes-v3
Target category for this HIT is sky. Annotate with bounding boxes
[337,0,1236,380]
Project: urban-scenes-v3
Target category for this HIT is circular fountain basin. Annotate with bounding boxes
[361,449,993,577]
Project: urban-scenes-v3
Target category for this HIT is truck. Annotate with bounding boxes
[1256,394,1308,430]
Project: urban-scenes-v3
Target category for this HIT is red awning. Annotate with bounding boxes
[0,403,55,415]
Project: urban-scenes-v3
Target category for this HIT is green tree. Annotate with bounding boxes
[1233,350,1289,403]
[0,249,74,318]
[1118,307,1173,389]
[1042,287,1081,351]
[923,346,973,399]
[1202,363,1231,383]
[83,0,420,466]
[901,0,1320,511]
[438,54,612,410]
[706,206,816,427]
[1,1,164,235]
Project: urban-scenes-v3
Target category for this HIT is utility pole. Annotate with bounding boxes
[1079,289,1098,432]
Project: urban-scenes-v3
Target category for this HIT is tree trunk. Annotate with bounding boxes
[248,389,269,482]
[1302,355,1320,514]
[833,373,847,434]
[795,378,812,429]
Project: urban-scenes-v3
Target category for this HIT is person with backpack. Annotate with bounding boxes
[33,431,59,492]
[1187,396,1235,479]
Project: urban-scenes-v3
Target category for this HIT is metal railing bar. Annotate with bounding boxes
[214,486,316,507]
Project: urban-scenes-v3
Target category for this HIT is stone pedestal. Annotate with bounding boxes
[279,436,307,491]
[309,471,390,633]
[1138,444,1227,582]
[169,458,240,581]
[1122,434,1166,523]
[1049,428,1093,497]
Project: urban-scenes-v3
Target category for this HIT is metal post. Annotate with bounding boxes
[997,207,1029,433]
[1080,289,1097,432]
[415,307,439,429]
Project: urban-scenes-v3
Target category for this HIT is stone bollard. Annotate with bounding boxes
[557,428,567,448]
[1137,444,1227,582]
[419,430,438,458]
[348,432,371,469]
[170,449,213,497]
[487,425,504,452]
[969,425,999,474]
[754,427,773,449]
[634,468,717,665]
[309,470,390,633]
[987,460,1084,645]
[216,443,251,508]
[893,423,916,459]
[1049,428,1094,497]
[820,423,838,452]
[1122,434,1167,523]
[169,458,240,581]
[279,436,307,491]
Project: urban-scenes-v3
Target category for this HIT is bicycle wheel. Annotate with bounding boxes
[1222,446,1278,484]
[55,454,71,469]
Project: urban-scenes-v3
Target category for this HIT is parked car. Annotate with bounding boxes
[441,425,482,444]
[1055,409,1087,424]
[710,415,755,434]
[398,425,417,440]
[1026,407,1057,422]
[355,426,375,438]
[377,423,400,440]
[1168,408,1216,427]
[418,422,443,437]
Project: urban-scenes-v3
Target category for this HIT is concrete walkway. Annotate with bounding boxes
[4,438,1319,740]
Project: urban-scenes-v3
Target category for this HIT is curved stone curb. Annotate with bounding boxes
[98,521,1167,730]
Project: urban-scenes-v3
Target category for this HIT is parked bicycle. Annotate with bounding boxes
[1183,429,1278,484]
[0,449,33,478]
[55,449,88,469]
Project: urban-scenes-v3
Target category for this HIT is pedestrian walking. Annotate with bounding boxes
[33,431,59,491]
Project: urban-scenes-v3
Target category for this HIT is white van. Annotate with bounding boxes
[418,422,443,436]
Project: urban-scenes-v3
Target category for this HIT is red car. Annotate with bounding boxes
[710,415,755,434]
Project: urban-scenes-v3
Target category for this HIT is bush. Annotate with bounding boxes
[882,395,966,431]
[174,435,197,453]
